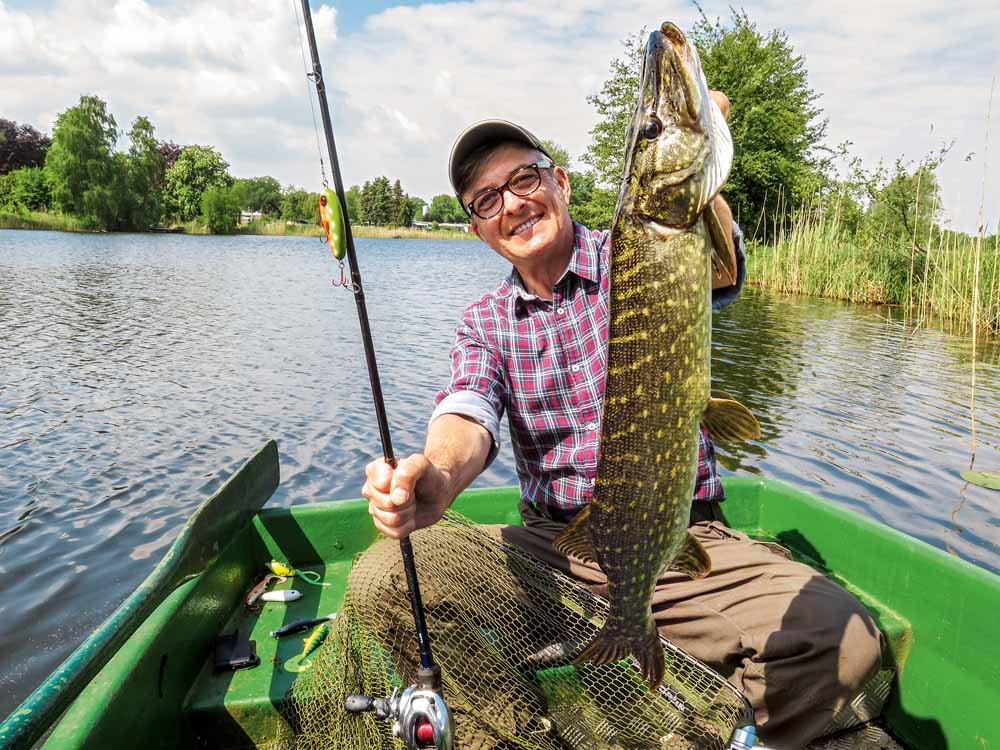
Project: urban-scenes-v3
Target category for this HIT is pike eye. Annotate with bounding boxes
[641,118,662,140]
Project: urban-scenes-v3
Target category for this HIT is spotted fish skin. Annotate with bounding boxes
[554,22,757,688]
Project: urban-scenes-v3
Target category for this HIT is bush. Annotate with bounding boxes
[201,185,240,234]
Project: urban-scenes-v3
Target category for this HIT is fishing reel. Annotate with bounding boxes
[345,666,454,750]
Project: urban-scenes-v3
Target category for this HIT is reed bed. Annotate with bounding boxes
[746,207,1000,334]
[0,210,90,233]
[237,219,474,241]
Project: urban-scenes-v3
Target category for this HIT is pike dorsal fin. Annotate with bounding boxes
[703,396,761,444]
[664,531,711,579]
[552,505,598,564]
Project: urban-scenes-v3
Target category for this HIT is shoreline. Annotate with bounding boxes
[0,211,475,241]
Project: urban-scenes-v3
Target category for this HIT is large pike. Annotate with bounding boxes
[553,22,760,688]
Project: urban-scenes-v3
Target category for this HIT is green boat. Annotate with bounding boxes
[1,440,997,750]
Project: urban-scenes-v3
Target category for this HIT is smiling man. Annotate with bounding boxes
[361,106,883,746]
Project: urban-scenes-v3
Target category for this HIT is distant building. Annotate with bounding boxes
[413,220,471,232]
[239,210,263,225]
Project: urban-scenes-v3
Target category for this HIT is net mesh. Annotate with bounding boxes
[279,511,753,750]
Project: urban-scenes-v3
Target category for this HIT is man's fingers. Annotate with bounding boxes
[709,90,730,121]
[368,501,414,539]
[388,454,430,507]
[365,459,393,493]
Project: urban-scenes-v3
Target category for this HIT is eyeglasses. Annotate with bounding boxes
[466,159,553,220]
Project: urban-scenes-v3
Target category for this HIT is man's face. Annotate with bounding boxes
[462,143,573,268]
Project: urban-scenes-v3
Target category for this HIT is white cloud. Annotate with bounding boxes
[1,0,997,231]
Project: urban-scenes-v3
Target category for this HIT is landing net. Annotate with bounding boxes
[278,511,753,750]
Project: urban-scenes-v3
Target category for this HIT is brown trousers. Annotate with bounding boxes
[502,502,883,748]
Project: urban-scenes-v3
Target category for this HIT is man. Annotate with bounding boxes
[363,99,883,747]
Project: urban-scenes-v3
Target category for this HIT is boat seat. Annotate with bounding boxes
[183,562,349,749]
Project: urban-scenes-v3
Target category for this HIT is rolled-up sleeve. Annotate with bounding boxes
[430,316,506,467]
[711,220,746,312]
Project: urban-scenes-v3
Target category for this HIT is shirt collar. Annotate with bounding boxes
[497,222,602,303]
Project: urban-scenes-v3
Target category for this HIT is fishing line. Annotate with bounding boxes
[291,0,327,185]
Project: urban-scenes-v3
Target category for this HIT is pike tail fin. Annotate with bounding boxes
[574,622,665,690]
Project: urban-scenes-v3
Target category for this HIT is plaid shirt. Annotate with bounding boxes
[432,221,744,512]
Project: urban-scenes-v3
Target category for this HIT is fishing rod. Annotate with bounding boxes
[294,3,452,749]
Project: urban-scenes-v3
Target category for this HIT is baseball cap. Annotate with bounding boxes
[448,119,552,203]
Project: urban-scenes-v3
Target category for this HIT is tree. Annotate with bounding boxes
[157,141,183,174]
[426,193,465,223]
[344,185,362,224]
[690,11,827,235]
[201,185,241,233]
[7,166,52,211]
[0,119,51,174]
[163,145,232,222]
[407,196,426,222]
[232,176,282,215]
[567,170,616,229]
[122,116,166,229]
[390,179,406,226]
[582,12,827,238]
[44,95,121,228]
[540,139,572,169]
[360,176,392,225]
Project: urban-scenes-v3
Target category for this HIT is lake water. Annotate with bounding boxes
[1,229,998,716]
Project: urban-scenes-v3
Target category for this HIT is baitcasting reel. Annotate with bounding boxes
[345,666,454,750]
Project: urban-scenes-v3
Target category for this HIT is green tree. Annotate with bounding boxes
[163,145,232,222]
[390,179,406,226]
[44,95,121,228]
[8,166,52,211]
[426,193,465,223]
[344,185,362,224]
[0,172,14,208]
[232,176,282,215]
[201,185,240,233]
[407,196,426,222]
[540,139,572,169]
[360,176,393,225]
[122,115,165,230]
[582,13,826,238]
[690,11,826,235]
[567,170,616,229]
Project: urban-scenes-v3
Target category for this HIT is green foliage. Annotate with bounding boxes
[163,145,232,222]
[122,116,166,230]
[426,193,466,223]
[44,95,121,228]
[407,196,426,222]
[233,176,282,215]
[0,172,13,208]
[344,185,362,224]
[360,176,392,224]
[9,167,52,210]
[540,139,571,169]
[200,184,240,234]
[581,13,826,239]
[690,10,826,235]
[580,30,646,189]
[1,119,51,174]
[279,187,320,224]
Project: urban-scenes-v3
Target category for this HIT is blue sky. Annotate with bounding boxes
[1,0,998,233]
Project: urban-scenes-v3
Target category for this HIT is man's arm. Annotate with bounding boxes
[363,413,492,539]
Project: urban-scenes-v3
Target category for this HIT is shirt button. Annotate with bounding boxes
[556,306,565,315]
[571,363,581,372]
[586,422,597,431]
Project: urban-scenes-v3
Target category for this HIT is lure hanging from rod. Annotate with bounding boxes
[319,187,347,261]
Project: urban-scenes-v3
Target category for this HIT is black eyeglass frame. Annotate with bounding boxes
[465,158,554,220]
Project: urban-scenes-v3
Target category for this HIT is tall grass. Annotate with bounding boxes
[745,205,1000,334]
[236,219,474,241]
[0,209,90,232]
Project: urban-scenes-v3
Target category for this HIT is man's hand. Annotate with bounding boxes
[708,89,737,289]
[362,413,493,539]
[363,454,450,539]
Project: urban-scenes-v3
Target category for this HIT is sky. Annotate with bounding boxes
[1,0,998,234]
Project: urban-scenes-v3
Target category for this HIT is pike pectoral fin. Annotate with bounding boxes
[664,531,711,579]
[703,396,761,443]
[575,623,665,690]
[552,506,597,564]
